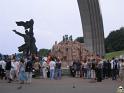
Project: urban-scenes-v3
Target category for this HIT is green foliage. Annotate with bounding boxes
[105,27,124,53]
[105,50,124,60]
[75,37,84,43]
[38,49,50,57]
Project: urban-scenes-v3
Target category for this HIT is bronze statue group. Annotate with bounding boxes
[12,19,37,57]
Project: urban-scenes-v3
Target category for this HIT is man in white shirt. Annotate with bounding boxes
[110,57,118,80]
[42,60,48,79]
[49,58,56,80]
[10,59,19,81]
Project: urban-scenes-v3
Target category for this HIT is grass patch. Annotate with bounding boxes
[105,50,124,60]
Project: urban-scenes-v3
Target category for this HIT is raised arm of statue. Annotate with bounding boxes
[12,30,25,37]
[28,19,34,36]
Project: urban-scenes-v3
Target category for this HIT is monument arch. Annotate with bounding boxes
[77,0,105,57]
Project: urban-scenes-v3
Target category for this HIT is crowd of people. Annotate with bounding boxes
[70,57,124,82]
[0,54,124,84]
[0,54,62,84]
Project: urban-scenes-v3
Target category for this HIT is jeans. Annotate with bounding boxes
[87,68,91,79]
[42,68,47,79]
[111,69,117,80]
[56,69,62,79]
[50,69,55,80]
[26,72,32,83]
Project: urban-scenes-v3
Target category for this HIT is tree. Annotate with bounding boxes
[75,37,84,43]
[38,49,50,57]
[105,27,124,52]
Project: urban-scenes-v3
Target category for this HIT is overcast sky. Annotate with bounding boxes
[0,0,124,54]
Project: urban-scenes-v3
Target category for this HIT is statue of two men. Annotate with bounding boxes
[63,35,73,42]
[12,19,37,56]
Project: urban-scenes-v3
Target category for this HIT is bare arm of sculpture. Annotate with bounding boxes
[12,30,25,37]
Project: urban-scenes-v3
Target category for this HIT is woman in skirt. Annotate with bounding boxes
[19,58,27,84]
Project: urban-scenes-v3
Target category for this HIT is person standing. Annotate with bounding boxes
[106,60,111,78]
[96,59,103,82]
[91,59,96,80]
[55,59,62,80]
[86,59,92,79]
[42,60,48,79]
[10,58,19,81]
[49,58,56,80]
[33,58,41,77]
[111,58,118,80]
[5,58,12,83]
[83,61,88,79]
[119,59,124,82]
[76,60,82,78]
[72,60,77,77]
[25,58,33,84]
[15,59,19,81]
[0,59,6,80]
[19,58,27,84]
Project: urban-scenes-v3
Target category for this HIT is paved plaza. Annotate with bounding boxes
[0,76,123,93]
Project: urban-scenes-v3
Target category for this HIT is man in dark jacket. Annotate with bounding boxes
[5,59,12,83]
[25,59,33,83]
